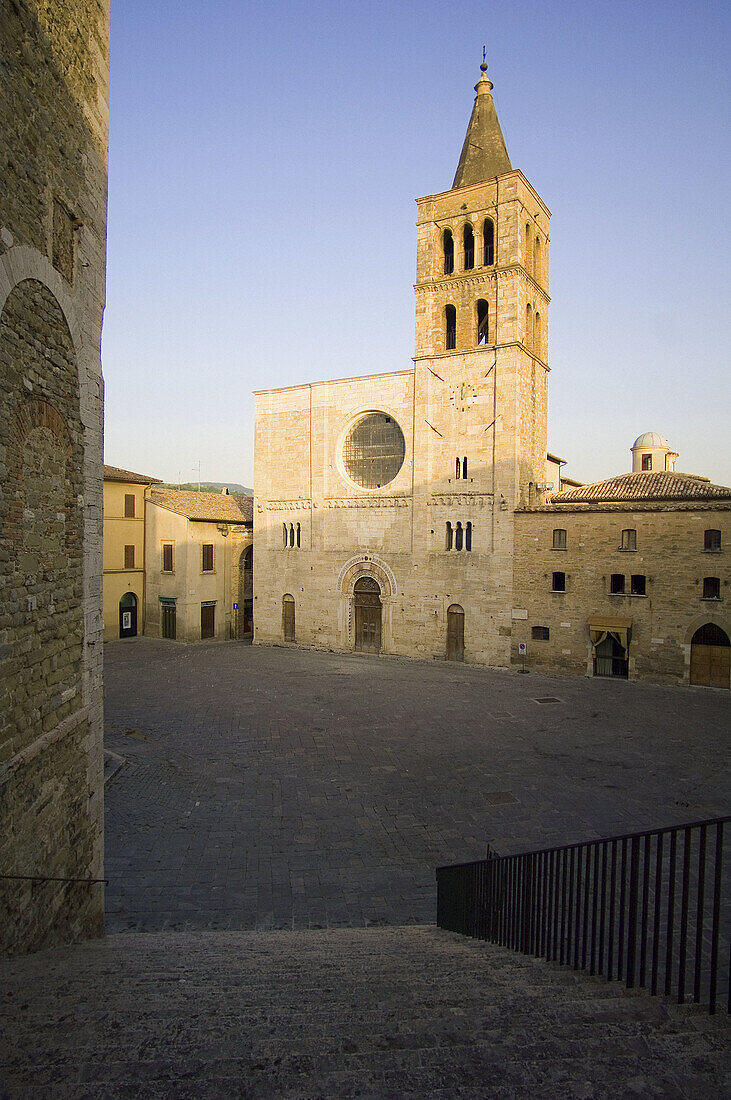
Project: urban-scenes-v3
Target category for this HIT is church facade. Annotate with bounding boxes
[253,65,730,687]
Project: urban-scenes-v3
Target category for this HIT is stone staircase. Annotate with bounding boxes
[1,926,728,1098]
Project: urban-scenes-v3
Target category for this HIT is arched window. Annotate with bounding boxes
[462,457,467,479]
[445,305,456,350]
[483,218,495,265]
[525,224,533,276]
[465,521,472,551]
[477,299,489,345]
[455,457,461,479]
[445,521,453,551]
[296,522,301,548]
[289,523,295,547]
[443,228,454,275]
[455,521,463,551]
[534,236,541,281]
[534,311,541,357]
[463,224,474,270]
[526,303,532,350]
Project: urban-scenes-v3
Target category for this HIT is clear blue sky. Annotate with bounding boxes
[102,0,731,488]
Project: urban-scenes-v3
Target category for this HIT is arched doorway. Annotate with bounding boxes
[119,592,137,638]
[353,577,381,654]
[282,594,295,642]
[447,604,465,662]
[690,623,730,688]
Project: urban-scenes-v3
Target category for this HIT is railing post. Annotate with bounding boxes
[625,835,640,989]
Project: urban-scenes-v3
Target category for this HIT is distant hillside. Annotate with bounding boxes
[162,481,252,496]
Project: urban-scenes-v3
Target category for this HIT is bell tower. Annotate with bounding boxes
[413,60,550,509]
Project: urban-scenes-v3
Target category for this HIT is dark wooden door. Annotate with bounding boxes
[446,605,464,661]
[353,577,381,654]
[201,603,215,639]
[283,596,295,641]
[161,602,176,639]
[691,644,730,688]
[119,594,137,638]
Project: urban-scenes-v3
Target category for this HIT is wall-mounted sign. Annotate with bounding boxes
[233,603,239,610]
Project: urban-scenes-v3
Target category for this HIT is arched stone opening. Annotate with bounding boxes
[690,623,730,688]
[353,577,382,654]
[447,604,465,662]
[119,592,138,638]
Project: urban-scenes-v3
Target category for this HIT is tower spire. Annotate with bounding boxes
[452,54,512,189]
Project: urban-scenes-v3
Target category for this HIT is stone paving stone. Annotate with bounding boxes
[103,639,729,935]
[1,928,728,1097]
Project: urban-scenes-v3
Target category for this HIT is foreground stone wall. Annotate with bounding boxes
[0,0,109,954]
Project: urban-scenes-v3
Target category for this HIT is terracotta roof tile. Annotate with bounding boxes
[104,464,161,485]
[148,488,252,523]
[550,471,731,504]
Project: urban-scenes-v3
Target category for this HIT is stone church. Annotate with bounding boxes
[253,64,730,686]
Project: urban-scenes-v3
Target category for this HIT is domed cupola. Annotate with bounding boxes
[631,432,678,472]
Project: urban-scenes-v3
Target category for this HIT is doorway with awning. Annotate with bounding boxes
[589,617,631,679]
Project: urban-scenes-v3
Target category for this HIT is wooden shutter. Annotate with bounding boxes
[124,544,135,569]
[162,543,173,572]
[202,543,214,571]
[124,493,135,517]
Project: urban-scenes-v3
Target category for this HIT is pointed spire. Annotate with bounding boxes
[452,55,512,189]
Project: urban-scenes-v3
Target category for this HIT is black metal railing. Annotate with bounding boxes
[436,816,730,1014]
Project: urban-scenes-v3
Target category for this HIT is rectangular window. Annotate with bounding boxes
[162,543,174,572]
[552,571,566,592]
[531,626,550,640]
[702,577,720,600]
[552,528,567,550]
[641,454,652,470]
[620,529,637,551]
[124,493,136,518]
[124,544,135,569]
[704,529,721,552]
[630,574,646,596]
[201,543,214,572]
[610,573,625,594]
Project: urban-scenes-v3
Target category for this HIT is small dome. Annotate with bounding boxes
[632,431,668,449]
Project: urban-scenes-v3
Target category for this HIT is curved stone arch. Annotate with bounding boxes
[338,553,397,598]
[0,247,83,353]
[682,611,731,648]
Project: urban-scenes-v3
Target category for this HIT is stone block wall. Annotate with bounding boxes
[0,0,109,954]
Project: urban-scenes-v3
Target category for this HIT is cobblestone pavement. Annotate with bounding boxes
[2,927,729,1098]
[103,639,729,934]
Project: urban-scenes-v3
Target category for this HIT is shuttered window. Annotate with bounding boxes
[201,543,214,572]
[162,543,174,572]
[124,493,135,517]
[124,545,135,569]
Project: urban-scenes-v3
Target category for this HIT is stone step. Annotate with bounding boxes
[1,926,728,1098]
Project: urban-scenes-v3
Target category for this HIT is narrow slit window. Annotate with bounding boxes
[477,299,489,345]
[445,522,453,551]
[445,305,456,350]
[296,522,301,548]
[465,521,472,551]
[483,218,494,265]
[462,457,467,479]
[289,524,295,547]
[443,228,454,275]
[631,574,646,596]
[283,523,287,548]
[703,576,721,599]
[526,303,532,349]
[455,522,463,551]
[525,223,533,275]
[534,236,541,280]
[455,457,461,479]
[610,573,625,594]
[534,311,541,356]
[552,571,566,592]
[463,224,474,270]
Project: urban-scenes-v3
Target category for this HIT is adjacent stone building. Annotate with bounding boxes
[253,65,730,689]
[102,465,161,641]
[1,1,110,953]
[144,488,253,642]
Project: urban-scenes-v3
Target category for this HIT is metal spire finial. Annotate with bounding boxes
[481,46,488,74]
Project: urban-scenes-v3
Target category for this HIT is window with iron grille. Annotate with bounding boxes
[124,544,135,569]
[201,543,214,572]
[532,626,550,640]
[342,413,405,489]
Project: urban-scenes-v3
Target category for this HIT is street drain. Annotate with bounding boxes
[534,697,563,704]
